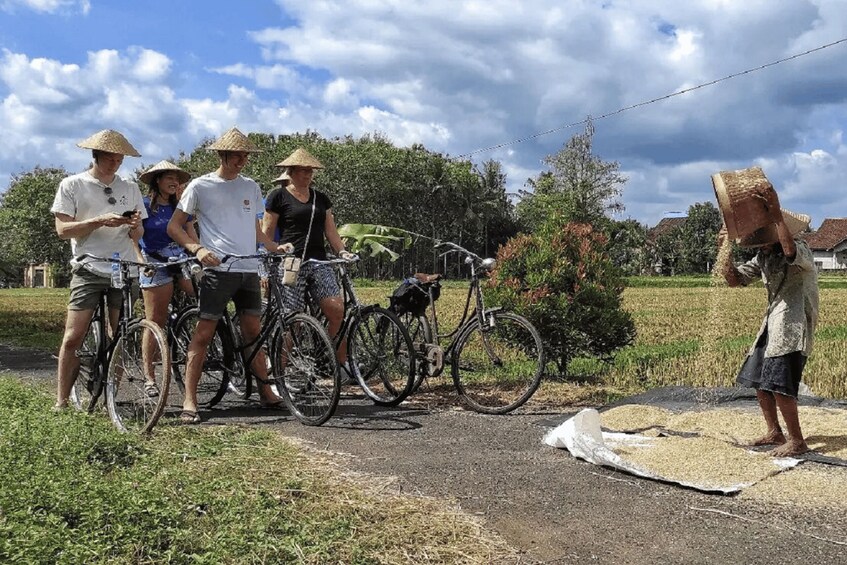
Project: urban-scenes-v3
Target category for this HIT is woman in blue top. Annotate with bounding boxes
[139,161,197,383]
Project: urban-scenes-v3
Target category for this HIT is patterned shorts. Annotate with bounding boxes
[281,262,341,312]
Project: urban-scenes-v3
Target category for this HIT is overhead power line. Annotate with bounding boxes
[457,36,847,159]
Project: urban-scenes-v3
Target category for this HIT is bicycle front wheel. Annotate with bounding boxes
[171,308,233,408]
[452,310,545,415]
[349,307,415,406]
[400,312,435,393]
[71,317,102,412]
[106,319,170,433]
[272,313,339,426]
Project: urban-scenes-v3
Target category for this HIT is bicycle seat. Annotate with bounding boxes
[414,273,442,284]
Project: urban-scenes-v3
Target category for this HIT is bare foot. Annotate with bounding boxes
[769,439,809,458]
[749,431,786,446]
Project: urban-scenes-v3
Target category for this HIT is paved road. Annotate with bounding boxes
[3,344,846,564]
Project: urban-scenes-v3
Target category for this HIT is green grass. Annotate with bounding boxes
[0,377,510,564]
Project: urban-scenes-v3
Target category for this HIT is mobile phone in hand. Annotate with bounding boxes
[122,210,136,218]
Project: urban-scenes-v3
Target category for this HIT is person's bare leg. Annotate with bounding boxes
[321,296,345,362]
[750,389,786,446]
[56,308,95,407]
[182,319,217,415]
[239,313,282,404]
[142,283,172,389]
[770,393,809,457]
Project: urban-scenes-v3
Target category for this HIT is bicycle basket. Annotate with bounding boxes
[389,276,440,316]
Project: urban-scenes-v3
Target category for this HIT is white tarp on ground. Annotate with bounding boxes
[543,408,801,494]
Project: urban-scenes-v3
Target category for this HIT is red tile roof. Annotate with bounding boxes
[648,217,686,240]
[802,218,847,251]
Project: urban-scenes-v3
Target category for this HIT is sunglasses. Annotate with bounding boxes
[103,186,116,205]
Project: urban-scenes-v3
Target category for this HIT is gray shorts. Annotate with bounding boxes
[281,262,341,312]
[198,270,262,320]
[68,266,136,311]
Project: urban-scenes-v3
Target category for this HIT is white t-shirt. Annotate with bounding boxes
[178,173,262,273]
[50,171,148,277]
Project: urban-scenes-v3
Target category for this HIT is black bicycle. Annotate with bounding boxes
[394,241,545,414]
[302,256,416,406]
[171,252,341,425]
[70,254,171,433]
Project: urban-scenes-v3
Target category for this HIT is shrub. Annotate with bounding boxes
[485,218,636,377]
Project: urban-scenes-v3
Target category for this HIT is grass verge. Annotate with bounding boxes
[0,377,513,564]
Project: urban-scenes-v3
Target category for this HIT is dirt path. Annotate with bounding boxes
[3,343,846,564]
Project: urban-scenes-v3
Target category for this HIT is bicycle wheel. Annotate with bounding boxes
[106,319,170,433]
[271,312,339,426]
[70,317,102,412]
[171,308,233,407]
[349,306,415,406]
[400,312,436,393]
[452,310,545,415]
[228,311,253,399]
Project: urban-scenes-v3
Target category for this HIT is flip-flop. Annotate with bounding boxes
[180,410,202,424]
[259,399,287,411]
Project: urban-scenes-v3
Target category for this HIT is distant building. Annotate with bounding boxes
[647,216,687,275]
[802,218,847,271]
[23,262,54,288]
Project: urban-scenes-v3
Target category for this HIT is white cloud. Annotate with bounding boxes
[1,0,89,14]
[1,1,846,227]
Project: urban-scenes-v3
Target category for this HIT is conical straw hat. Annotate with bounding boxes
[271,170,291,185]
[206,127,262,153]
[139,160,191,185]
[76,129,141,157]
[737,209,811,247]
[276,147,324,169]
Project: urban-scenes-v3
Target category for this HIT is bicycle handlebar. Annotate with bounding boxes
[302,253,360,267]
[76,253,199,270]
[434,241,482,262]
[219,251,296,263]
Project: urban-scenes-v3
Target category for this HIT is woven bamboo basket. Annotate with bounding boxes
[711,166,775,241]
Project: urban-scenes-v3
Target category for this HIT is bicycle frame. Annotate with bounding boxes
[428,258,491,359]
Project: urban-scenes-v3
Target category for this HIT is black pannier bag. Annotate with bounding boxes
[389,276,440,316]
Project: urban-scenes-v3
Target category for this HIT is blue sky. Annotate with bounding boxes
[1,0,846,227]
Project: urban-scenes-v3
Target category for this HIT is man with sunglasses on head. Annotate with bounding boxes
[50,129,147,410]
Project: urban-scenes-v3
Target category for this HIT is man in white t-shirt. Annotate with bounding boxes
[167,127,288,423]
[50,129,147,409]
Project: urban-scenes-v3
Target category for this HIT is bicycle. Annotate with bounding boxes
[302,256,416,406]
[69,254,171,433]
[393,241,546,414]
[171,251,341,425]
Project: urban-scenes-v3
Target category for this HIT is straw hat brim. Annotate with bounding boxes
[206,127,262,153]
[276,147,324,169]
[271,171,291,184]
[737,209,811,247]
[76,129,141,157]
[139,160,191,185]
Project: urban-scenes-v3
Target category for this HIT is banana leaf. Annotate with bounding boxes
[338,223,413,261]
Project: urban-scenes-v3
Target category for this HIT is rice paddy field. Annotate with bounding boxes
[2,275,847,401]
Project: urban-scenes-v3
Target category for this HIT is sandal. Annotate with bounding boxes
[144,381,160,398]
[180,410,202,424]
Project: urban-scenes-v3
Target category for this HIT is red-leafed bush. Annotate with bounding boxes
[485,217,635,377]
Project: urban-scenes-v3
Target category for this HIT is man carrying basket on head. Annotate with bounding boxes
[716,168,818,457]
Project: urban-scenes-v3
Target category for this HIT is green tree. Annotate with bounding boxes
[517,118,625,231]
[602,218,648,276]
[485,214,636,377]
[0,167,71,285]
[677,202,722,273]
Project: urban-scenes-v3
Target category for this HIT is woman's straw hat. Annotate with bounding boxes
[276,147,324,169]
[206,127,262,153]
[737,209,811,247]
[271,170,291,185]
[139,160,191,185]
[76,129,141,157]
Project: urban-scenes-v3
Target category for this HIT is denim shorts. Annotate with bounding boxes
[68,266,137,311]
[281,262,341,312]
[197,270,262,320]
[139,264,181,289]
